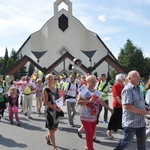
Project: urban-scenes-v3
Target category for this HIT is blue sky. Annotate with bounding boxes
[0,0,150,58]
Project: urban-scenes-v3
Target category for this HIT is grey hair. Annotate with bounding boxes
[115,74,126,81]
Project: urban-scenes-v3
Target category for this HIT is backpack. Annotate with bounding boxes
[65,82,78,99]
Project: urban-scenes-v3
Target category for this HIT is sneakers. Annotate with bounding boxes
[10,122,13,125]
[70,123,75,127]
[70,124,75,127]
[103,121,108,124]
[10,122,20,126]
[16,122,21,126]
[28,116,33,119]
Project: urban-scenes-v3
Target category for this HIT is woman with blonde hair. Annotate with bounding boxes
[43,74,63,150]
[77,75,113,150]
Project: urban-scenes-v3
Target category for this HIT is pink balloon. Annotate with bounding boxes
[12,106,18,113]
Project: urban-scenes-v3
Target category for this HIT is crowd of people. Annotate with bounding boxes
[0,71,150,150]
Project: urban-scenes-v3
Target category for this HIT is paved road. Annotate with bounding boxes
[0,94,150,150]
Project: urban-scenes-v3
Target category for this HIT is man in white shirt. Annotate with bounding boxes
[64,74,78,127]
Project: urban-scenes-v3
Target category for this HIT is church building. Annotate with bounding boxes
[6,0,125,78]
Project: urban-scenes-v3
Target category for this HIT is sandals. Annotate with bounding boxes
[106,131,114,139]
[45,136,51,145]
[77,129,82,138]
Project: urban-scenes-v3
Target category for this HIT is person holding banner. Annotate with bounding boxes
[43,74,63,150]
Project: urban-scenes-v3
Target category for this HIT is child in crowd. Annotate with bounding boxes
[8,86,20,126]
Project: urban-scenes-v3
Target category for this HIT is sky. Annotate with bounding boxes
[0,0,150,58]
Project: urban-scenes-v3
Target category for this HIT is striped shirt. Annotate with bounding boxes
[122,83,146,128]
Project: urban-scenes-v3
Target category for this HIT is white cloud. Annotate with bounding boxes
[97,5,150,27]
[102,37,111,41]
[98,15,107,22]
[0,0,53,37]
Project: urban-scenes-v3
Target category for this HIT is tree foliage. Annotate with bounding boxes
[0,48,20,79]
[118,39,150,79]
[28,63,35,76]
[1,48,9,75]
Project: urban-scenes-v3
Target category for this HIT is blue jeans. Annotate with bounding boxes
[115,127,146,150]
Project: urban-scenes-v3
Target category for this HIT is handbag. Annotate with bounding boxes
[56,110,64,118]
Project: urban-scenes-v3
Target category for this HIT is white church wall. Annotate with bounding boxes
[18,0,115,76]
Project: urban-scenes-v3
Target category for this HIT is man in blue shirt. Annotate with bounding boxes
[114,70,150,150]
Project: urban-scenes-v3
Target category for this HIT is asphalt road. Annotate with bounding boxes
[0,94,150,150]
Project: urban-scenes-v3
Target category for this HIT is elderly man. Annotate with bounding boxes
[114,70,150,150]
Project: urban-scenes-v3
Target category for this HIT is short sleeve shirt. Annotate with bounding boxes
[80,89,102,122]
[122,83,146,128]
[112,82,124,108]
[65,83,78,103]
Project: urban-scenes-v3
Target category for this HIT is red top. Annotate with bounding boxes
[112,82,124,108]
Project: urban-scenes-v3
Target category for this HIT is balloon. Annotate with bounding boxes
[32,75,36,80]
[24,87,31,94]
[38,70,42,75]
[12,106,18,113]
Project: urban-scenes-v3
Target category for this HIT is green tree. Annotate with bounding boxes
[1,48,9,76]
[0,57,4,74]
[9,48,20,80]
[109,68,116,85]
[10,48,18,61]
[118,39,146,78]
[28,63,35,76]
[143,57,150,79]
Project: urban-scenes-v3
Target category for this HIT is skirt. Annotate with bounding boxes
[107,108,123,132]
[45,109,59,130]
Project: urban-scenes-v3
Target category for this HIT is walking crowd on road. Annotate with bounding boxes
[0,70,150,150]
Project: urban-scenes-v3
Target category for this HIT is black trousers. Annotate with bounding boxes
[0,101,6,117]
[97,99,108,124]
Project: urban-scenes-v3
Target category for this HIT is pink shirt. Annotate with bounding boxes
[16,80,36,93]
